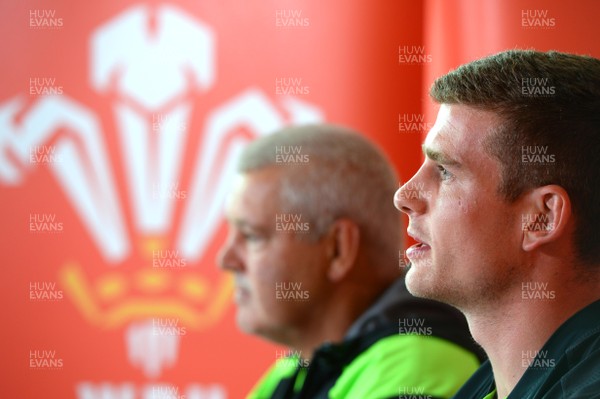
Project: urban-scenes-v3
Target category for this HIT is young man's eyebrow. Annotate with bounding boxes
[422,144,461,166]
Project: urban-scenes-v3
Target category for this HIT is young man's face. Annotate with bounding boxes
[218,167,330,342]
[394,104,526,309]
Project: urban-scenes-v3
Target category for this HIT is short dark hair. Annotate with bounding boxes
[430,49,600,266]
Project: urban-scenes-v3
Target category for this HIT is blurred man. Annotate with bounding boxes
[218,124,484,399]
[394,50,600,399]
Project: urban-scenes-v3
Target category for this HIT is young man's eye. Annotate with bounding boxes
[437,164,453,180]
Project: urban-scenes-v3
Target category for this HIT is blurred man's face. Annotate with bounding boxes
[218,168,330,342]
[394,104,525,309]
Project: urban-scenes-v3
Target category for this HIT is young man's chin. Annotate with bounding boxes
[405,269,440,300]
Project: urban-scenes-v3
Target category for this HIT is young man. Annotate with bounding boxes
[394,50,600,398]
[218,124,484,398]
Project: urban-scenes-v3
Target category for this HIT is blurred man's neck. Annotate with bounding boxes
[296,277,394,361]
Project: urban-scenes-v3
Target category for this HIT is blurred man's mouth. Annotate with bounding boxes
[233,277,251,304]
[234,287,250,304]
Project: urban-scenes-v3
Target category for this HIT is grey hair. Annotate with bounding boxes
[237,123,401,260]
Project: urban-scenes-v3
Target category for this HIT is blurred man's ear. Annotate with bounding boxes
[325,218,360,282]
[521,185,572,252]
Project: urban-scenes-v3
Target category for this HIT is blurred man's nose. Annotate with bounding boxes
[217,232,244,272]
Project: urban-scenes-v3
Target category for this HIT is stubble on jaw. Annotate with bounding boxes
[407,253,521,315]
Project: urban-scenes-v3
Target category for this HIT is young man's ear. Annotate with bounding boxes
[324,218,360,282]
[521,185,571,252]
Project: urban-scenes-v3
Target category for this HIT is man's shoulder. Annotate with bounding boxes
[558,333,600,398]
[329,333,481,399]
[527,305,600,399]
[246,356,299,399]
[455,300,600,399]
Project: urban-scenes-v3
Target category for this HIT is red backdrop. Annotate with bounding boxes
[0,1,598,398]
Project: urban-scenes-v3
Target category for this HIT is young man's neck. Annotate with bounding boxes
[464,278,600,398]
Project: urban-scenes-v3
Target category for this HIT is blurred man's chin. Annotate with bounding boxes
[236,312,271,338]
[236,312,256,334]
